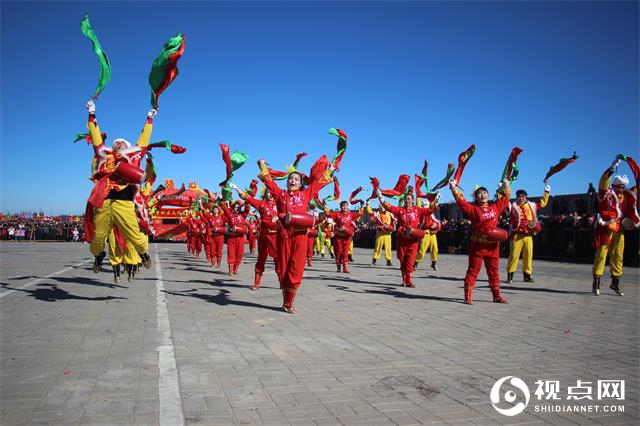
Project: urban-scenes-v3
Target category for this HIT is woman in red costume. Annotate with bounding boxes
[220,200,249,275]
[201,203,226,268]
[229,184,279,289]
[247,217,258,254]
[194,213,207,259]
[377,191,434,287]
[257,158,334,313]
[325,201,365,273]
[449,179,511,304]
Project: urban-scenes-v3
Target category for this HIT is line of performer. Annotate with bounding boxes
[80,100,638,313]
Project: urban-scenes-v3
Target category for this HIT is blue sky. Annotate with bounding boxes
[1,1,638,215]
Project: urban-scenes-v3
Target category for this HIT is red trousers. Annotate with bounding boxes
[203,236,212,262]
[249,235,257,253]
[210,235,224,262]
[333,236,351,265]
[306,236,315,259]
[187,233,194,254]
[464,241,501,290]
[396,236,420,275]
[227,235,245,265]
[255,233,278,274]
[276,232,308,308]
[193,234,204,257]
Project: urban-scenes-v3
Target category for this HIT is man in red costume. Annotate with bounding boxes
[368,204,396,266]
[230,184,279,289]
[505,185,550,283]
[84,100,154,274]
[449,179,511,304]
[325,201,365,273]
[592,157,639,296]
[377,192,434,287]
[257,159,334,314]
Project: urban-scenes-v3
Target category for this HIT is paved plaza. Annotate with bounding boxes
[1,242,638,425]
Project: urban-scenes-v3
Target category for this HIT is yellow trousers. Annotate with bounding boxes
[373,233,392,261]
[349,240,353,256]
[108,229,142,266]
[90,199,148,257]
[592,230,624,277]
[325,239,333,255]
[316,237,324,254]
[507,234,533,274]
[416,233,438,263]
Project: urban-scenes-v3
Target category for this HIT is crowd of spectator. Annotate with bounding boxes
[0,216,84,242]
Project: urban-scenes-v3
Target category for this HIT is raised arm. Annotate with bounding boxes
[539,182,550,208]
[598,157,621,196]
[449,180,475,217]
[135,109,157,148]
[229,183,262,210]
[494,179,512,213]
[257,160,284,198]
[86,100,105,151]
[351,205,365,220]
[219,200,233,221]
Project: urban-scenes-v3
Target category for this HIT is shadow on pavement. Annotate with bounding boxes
[0,283,128,302]
[162,288,283,312]
[314,274,389,286]
[166,278,248,289]
[5,275,40,280]
[500,285,590,295]
[51,276,127,289]
[328,284,466,304]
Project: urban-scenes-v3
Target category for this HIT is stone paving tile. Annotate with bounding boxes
[1,243,638,425]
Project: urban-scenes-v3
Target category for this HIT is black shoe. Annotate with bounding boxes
[505,272,514,284]
[330,253,334,259]
[431,261,438,271]
[592,275,601,296]
[523,273,535,283]
[321,253,325,258]
[386,260,392,266]
[125,264,136,283]
[93,251,106,273]
[140,252,152,269]
[112,264,121,284]
[372,259,377,266]
[348,255,354,262]
[610,276,623,296]
[414,261,418,269]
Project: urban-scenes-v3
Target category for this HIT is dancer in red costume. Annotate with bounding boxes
[247,217,258,254]
[449,179,511,304]
[229,184,280,289]
[180,212,196,256]
[83,100,154,274]
[201,204,226,268]
[377,191,434,287]
[194,213,207,258]
[199,211,214,265]
[257,158,334,314]
[220,200,249,275]
[324,201,365,273]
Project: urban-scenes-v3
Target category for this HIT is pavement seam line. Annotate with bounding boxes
[155,244,185,426]
[0,259,92,298]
